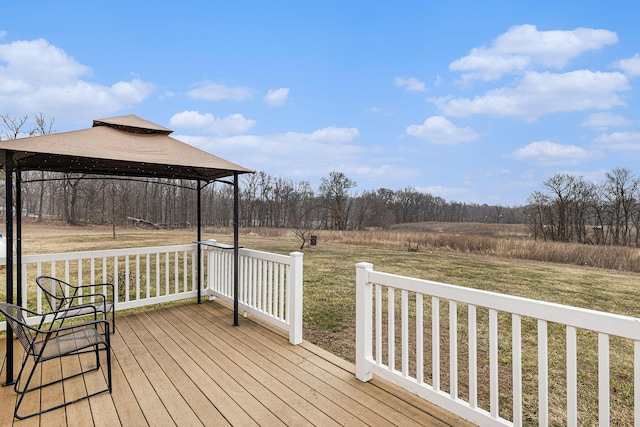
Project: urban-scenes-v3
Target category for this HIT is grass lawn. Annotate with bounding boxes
[4,220,640,425]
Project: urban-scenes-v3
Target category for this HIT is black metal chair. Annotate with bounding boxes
[36,275,115,333]
[0,302,112,420]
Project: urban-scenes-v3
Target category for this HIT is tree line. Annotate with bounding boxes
[1,114,522,232]
[524,168,640,246]
[2,169,523,230]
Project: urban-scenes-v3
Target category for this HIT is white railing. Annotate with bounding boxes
[1,244,304,344]
[203,241,303,344]
[355,262,640,427]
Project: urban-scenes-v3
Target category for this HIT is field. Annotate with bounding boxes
[3,219,640,425]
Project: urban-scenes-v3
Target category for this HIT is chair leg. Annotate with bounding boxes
[106,332,112,392]
[95,343,101,369]
[14,355,43,420]
[13,354,37,395]
[105,307,115,333]
[14,347,112,420]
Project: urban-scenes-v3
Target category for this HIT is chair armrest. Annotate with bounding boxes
[39,304,100,328]
[61,292,110,304]
[52,318,110,334]
[14,305,42,318]
[72,283,115,301]
[75,282,114,292]
[34,318,110,337]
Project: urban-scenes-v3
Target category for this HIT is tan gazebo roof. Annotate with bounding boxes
[0,114,253,181]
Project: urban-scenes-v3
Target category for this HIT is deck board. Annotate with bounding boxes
[127,311,232,426]
[188,304,417,426]
[1,300,475,426]
[172,306,359,425]
[141,312,310,426]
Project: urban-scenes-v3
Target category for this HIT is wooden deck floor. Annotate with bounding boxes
[1,300,474,426]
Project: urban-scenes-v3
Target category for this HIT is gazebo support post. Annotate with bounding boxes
[197,180,202,304]
[233,172,239,326]
[16,169,22,308]
[3,150,15,387]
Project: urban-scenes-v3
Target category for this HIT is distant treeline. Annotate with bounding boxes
[0,170,524,230]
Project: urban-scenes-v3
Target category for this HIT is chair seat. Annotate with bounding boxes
[32,326,107,361]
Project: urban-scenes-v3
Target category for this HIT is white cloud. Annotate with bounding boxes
[366,106,394,116]
[187,82,252,101]
[263,87,290,106]
[394,77,427,92]
[0,37,154,123]
[169,110,214,129]
[417,185,471,202]
[435,70,630,120]
[511,140,593,165]
[592,131,640,151]
[581,112,633,130]
[613,53,640,77]
[110,79,154,104]
[158,90,175,100]
[175,126,425,191]
[209,113,256,134]
[451,52,530,83]
[405,116,479,144]
[309,126,360,142]
[176,125,363,179]
[354,164,420,181]
[169,110,256,135]
[450,24,618,81]
[179,125,360,152]
[0,38,90,83]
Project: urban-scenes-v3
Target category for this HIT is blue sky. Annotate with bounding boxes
[2,1,640,206]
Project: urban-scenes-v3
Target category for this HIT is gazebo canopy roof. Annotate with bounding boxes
[0,114,253,182]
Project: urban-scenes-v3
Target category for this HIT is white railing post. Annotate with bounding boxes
[356,262,373,382]
[205,240,217,301]
[288,251,304,345]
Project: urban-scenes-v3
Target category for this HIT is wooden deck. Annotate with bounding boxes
[1,300,473,426]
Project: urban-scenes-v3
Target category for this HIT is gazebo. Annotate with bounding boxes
[0,114,253,386]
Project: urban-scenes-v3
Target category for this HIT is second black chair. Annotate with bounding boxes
[36,275,115,333]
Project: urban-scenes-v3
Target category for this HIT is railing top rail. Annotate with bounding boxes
[22,244,198,263]
[238,247,293,263]
[362,266,640,341]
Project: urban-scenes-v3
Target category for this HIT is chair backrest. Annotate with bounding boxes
[36,276,72,311]
[0,302,34,353]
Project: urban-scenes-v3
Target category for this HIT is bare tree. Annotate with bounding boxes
[319,172,357,230]
[0,114,28,140]
[603,168,638,246]
[31,113,56,221]
[543,173,576,242]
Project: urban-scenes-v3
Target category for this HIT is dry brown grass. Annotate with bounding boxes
[303,223,640,273]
